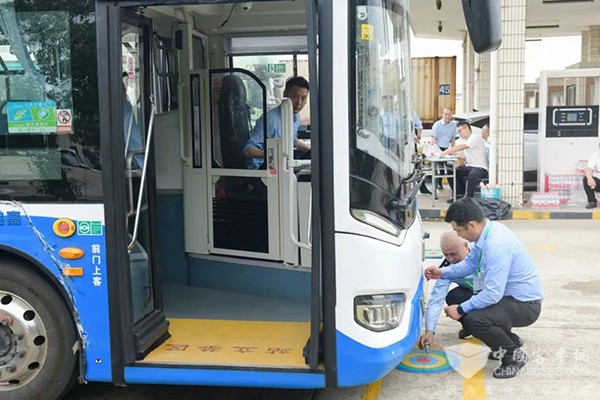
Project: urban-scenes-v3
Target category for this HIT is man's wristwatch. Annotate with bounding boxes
[457,305,465,315]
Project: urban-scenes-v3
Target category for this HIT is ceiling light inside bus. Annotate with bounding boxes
[351,209,399,236]
[354,293,406,332]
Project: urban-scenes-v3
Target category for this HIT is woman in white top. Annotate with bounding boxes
[583,144,600,209]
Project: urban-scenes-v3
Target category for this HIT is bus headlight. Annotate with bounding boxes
[351,209,400,236]
[354,293,406,332]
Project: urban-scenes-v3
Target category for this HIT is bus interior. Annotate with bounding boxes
[122,1,318,370]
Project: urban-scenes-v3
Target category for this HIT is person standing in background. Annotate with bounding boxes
[431,107,457,190]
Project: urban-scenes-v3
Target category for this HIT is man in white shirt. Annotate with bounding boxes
[440,121,488,202]
[583,143,600,209]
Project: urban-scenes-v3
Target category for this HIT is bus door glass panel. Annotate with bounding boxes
[209,70,269,254]
[122,22,154,323]
[350,1,416,231]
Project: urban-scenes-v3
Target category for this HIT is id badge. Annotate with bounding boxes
[473,275,485,293]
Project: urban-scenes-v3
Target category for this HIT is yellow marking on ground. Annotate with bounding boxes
[511,210,550,220]
[463,369,486,400]
[141,319,310,368]
[527,244,557,252]
[439,209,447,218]
[362,379,382,400]
[462,338,486,400]
[593,211,600,220]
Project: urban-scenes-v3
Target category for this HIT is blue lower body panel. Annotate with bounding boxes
[124,367,325,389]
[336,280,423,387]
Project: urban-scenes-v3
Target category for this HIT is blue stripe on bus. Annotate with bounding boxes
[0,213,113,382]
[124,366,325,388]
[335,278,424,387]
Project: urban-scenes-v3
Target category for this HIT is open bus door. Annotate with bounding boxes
[97,0,319,384]
[97,4,169,383]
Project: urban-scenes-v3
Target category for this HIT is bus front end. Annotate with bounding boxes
[322,0,425,386]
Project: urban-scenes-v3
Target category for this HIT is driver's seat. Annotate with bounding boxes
[218,75,251,169]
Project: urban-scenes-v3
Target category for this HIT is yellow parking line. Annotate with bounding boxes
[511,210,550,220]
[592,212,600,220]
[362,379,382,400]
[362,379,381,400]
[463,369,486,400]
[463,338,486,400]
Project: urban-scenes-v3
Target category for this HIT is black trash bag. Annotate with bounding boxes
[475,197,512,220]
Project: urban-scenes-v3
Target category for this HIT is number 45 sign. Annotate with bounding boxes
[439,84,451,96]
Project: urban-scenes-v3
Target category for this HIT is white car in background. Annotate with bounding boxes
[422,109,539,189]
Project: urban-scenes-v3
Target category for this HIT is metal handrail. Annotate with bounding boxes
[128,101,156,251]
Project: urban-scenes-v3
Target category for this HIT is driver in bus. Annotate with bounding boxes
[243,76,311,169]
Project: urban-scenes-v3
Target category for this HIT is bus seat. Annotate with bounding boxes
[218,75,252,169]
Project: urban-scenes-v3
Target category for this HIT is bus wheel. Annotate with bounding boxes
[0,259,78,400]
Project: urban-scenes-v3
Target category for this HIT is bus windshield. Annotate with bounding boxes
[350,0,414,230]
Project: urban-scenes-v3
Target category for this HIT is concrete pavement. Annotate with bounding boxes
[320,219,600,400]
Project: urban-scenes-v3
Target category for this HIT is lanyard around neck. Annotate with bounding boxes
[476,222,493,275]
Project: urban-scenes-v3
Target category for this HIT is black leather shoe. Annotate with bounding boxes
[489,334,524,360]
[420,186,432,195]
[585,202,597,209]
[458,329,471,339]
[446,198,454,204]
[493,349,528,379]
[509,332,524,348]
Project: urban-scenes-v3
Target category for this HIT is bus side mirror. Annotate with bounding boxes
[461,0,502,53]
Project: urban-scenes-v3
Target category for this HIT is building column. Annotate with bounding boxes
[491,0,527,208]
[476,52,490,110]
[581,26,600,67]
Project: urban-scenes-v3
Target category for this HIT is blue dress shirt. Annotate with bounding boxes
[413,111,423,130]
[425,276,474,332]
[441,220,544,314]
[244,105,300,169]
[431,119,457,148]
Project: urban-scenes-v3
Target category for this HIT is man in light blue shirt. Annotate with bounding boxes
[243,76,311,169]
[425,197,543,379]
[431,107,457,190]
[419,232,474,350]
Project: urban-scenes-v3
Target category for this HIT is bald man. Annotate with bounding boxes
[419,232,474,349]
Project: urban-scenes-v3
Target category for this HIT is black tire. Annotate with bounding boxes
[0,258,78,400]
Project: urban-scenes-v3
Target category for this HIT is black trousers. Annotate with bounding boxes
[462,296,541,356]
[445,286,473,330]
[583,176,600,203]
[446,286,473,306]
[448,166,489,197]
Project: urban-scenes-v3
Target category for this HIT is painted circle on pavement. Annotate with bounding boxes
[396,348,453,374]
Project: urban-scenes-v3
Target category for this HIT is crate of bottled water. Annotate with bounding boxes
[550,189,571,203]
[547,174,580,191]
[530,192,560,208]
[576,160,587,175]
[480,183,501,199]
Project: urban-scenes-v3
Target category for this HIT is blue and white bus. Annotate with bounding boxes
[0,1,499,399]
